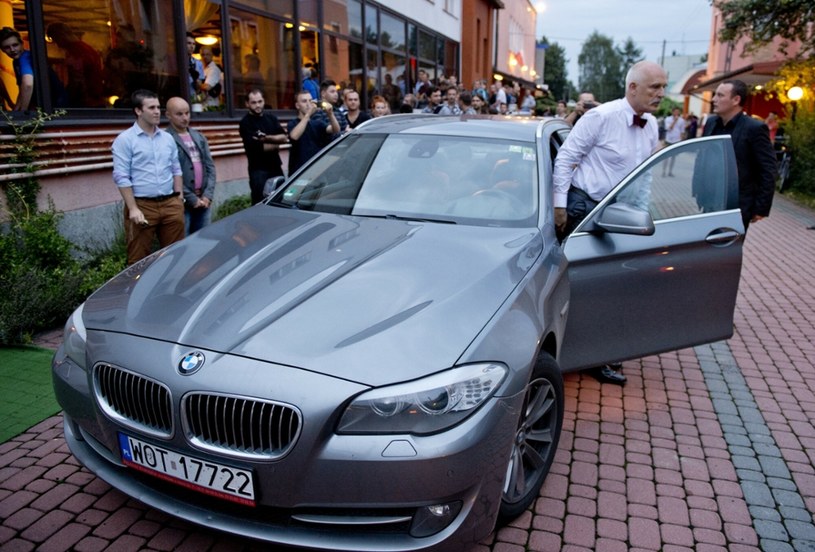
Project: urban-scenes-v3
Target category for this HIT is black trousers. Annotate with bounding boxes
[564,186,599,236]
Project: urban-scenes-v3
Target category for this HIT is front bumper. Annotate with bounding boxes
[53,337,523,551]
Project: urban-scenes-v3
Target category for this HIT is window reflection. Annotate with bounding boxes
[186,0,223,110]
[229,8,296,110]
[380,12,404,50]
[43,0,179,108]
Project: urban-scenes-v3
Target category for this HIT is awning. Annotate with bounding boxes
[492,69,537,90]
[676,68,707,95]
[690,61,784,94]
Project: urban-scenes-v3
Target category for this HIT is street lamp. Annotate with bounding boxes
[787,85,803,122]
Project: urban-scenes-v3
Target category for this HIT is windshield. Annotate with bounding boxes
[272,133,539,227]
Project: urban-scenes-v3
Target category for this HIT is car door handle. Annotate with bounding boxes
[705,228,741,246]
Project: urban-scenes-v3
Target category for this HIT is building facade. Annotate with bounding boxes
[691,5,806,119]
[0,0,461,116]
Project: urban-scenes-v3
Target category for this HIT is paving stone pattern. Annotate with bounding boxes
[1,195,814,551]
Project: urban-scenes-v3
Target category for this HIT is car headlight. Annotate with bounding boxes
[337,363,507,435]
[62,303,87,370]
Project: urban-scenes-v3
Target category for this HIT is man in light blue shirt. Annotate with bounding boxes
[186,33,204,99]
[112,89,184,265]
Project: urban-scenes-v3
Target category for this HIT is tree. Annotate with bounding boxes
[616,37,644,75]
[540,37,573,101]
[765,59,815,194]
[715,0,815,56]
[578,31,624,102]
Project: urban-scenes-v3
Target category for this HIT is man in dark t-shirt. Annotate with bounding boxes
[287,90,338,175]
[238,89,288,204]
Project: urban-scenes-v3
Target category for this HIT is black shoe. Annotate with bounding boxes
[590,364,626,385]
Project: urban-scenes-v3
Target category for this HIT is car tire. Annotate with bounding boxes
[498,352,564,523]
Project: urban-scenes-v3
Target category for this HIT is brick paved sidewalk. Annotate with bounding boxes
[2,195,814,551]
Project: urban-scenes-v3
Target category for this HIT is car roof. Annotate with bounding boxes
[353,114,559,143]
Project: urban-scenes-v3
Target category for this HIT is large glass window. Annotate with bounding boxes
[364,4,377,45]
[418,30,435,61]
[323,0,361,38]
[185,0,224,110]
[1,3,35,110]
[238,0,294,19]
[11,1,178,110]
[381,51,405,110]
[344,40,364,95]
[380,12,404,51]
[322,35,361,96]
[228,8,296,110]
[297,0,319,28]
[364,48,379,98]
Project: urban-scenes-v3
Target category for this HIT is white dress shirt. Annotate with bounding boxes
[664,114,686,144]
[553,98,659,208]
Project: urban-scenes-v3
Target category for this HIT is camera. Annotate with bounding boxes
[582,101,597,110]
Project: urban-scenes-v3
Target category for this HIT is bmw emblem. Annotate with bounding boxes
[179,351,205,375]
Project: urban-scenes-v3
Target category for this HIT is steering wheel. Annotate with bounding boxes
[470,189,528,216]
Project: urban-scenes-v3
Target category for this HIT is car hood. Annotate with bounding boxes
[83,206,542,386]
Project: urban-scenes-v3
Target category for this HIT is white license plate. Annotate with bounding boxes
[118,433,255,506]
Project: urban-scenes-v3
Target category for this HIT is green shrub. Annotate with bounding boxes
[0,209,77,343]
[213,194,251,221]
[786,108,815,196]
[79,233,127,297]
[0,209,126,344]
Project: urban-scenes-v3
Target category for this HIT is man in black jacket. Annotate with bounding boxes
[703,79,776,231]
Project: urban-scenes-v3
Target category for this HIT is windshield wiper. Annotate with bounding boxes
[362,213,457,224]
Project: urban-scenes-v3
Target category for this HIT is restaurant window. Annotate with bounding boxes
[186,0,224,110]
[52,0,178,109]
[379,12,404,51]
[228,8,295,110]
[237,0,294,19]
[297,0,319,28]
[443,38,457,81]
[322,35,359,95]
[0,2,35,110]
[365,47,378,98]
[2,1,177,111]
[364,4,377,45]
[344,40,364,96]
[299,22,319,87]
[380,51,405,110]
[323,0,361,38]
[418,30,434,62]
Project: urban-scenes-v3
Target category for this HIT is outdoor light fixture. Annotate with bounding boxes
[787,85,804,122]
[787,86,804,102]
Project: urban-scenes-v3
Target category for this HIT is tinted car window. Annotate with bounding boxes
[614,139,730,221]
[273,134,539,227]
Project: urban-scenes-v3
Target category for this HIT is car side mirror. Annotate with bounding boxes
[263,176,286,199]
[593,203,655,236]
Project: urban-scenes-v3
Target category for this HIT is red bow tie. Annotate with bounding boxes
[633,114,647,128]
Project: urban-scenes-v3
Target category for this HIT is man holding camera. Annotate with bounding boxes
[553,61,668,385]
[287,88,341,175]
[564,91,599,126]
[239,89,288,204]
[312,79,348,138]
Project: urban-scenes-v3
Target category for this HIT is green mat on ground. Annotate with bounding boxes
[0,346,61,443]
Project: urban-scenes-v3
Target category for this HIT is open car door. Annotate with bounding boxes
[559,135,743,371]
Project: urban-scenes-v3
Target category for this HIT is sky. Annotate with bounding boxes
[534,0,713,85]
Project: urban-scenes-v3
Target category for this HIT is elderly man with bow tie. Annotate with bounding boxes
[553,60,668,385]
